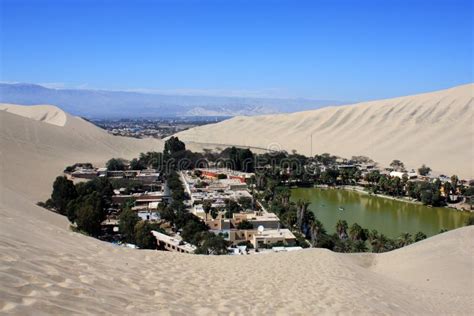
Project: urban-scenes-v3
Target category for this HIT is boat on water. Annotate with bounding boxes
[338,207,345,211]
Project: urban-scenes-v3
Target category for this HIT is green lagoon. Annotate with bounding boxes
[290,187,470,237]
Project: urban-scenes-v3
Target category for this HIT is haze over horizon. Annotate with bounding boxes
[1,0,472,101]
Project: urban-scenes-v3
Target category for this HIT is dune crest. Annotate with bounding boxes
[0,103,68,127]
[176,83,474,178]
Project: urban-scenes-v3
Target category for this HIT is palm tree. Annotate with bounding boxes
[296,199,310,232]
[397,232,413,247]
[414,231,427,242]
[368,229,379,243]
[352,240,368,253]
[349,223,363,241]
[371,234,394,253]
[335,219,348,239]
[279,188,291,207]
[202,200,212,221]
[450,175,459,192]
[309,219,325,247]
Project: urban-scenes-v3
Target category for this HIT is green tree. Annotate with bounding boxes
[119,207,140,243]
[351,240,368,252]
[106,158,126,171]
[238,196,253,210]
[51,176,77,215]
[195,232,229,255]
[390,160,405,171]
[202,200,212,221]
[414,231,427,242]
[296,199,311,232]
[418,164,431,176]
[134,221,162,249]
[450,175,459,192]
[371,234,392,253]
[349,223,364,241]
[225,200,241,218]
[164,136,186,156]
[397,232,413,247]
[75,192,106,237]
[309,219,325,247]
[130,158,146,170]
[237,220,254,230]
[181,220,208,245]
[335,220,348,239]
[210,207,219,220]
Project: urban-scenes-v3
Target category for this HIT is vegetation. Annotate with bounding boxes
[119,207,140,243]
[71,192,106,236]
[222,146,255,172]
[465,215,474,226]
[158,164,228,255]
[237,220,254,230]
[106,158,126,171]
[134,221,165,249]
[51,176,77,215]
[418,164,432,176]
[389,159,405,171]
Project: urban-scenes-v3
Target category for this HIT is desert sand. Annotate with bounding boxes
[0,103,68,127]
[176,84,474,179]
[0,103,473,314]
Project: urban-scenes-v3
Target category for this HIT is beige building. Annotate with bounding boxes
[232,211,281,229]
[151,231,196,254]
[229,228,296,249]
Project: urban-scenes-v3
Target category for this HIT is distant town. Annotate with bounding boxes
[90,117,230,138]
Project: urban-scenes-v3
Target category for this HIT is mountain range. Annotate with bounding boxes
[0,83,347,118]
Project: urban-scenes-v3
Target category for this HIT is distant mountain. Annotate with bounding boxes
[0,83,347,118]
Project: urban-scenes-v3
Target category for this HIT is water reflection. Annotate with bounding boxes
[291,188,470,237]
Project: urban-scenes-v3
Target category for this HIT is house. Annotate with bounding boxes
[232,211,281,229]
[228,228,296,249]
[71,168,98,179]
[151,231,196,254]
[137,210,160,221]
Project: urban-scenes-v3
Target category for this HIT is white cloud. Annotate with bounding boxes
[38,82,67,89]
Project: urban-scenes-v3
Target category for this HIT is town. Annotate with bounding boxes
[43,137,474,255]
[63,163,301,254]
[90,117,228,139]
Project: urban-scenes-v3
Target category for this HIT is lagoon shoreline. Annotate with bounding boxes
[309,184,473,212]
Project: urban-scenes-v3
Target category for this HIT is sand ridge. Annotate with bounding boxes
[0,103,68,127]
[176,83,474,178]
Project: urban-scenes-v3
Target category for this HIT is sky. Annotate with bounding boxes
[0,0,472,101]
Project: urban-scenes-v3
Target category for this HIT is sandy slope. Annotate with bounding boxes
[176,84,474,178]
[0,103,68,127]
[0,104,473,314]
[0,106,164,201]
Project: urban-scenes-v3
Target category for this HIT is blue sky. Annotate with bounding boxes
[1,0,472,100]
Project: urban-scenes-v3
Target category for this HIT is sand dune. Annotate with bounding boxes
[0,105,164,201]
[0,103,473,314]
[176,84,474,178]
[0,103,68,127]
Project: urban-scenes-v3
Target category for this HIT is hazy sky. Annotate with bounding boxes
[1,0,472,100]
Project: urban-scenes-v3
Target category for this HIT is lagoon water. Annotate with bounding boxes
[290,188,470,237]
